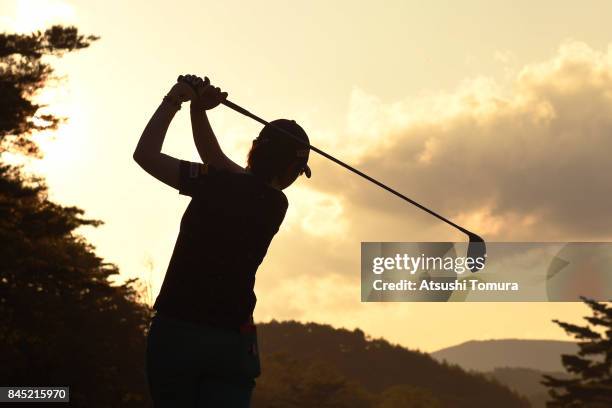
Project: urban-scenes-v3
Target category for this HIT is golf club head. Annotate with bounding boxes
[467,233,486,272]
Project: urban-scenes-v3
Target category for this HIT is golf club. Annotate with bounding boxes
[178,76,486,272]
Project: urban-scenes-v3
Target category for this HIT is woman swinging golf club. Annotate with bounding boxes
[134,74,311,407]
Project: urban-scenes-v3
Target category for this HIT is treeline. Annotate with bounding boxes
[253,321,529,408]
[0,25,152,406]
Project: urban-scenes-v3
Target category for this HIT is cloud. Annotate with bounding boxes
[251,41,612,331]
[494,50,516,65]
[283,186,349,238]
[307,40,612,241]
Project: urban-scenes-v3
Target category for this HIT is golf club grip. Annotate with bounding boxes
[221,100,268,127]
[175,75,266,126]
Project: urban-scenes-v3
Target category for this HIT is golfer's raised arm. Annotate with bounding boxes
[184,75,243,173]
[133,82,194,189]
[190,107,228,168]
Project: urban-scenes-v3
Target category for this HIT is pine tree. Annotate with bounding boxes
[542,297,612,407]
[0,25,99,156]
[0,26,152,406]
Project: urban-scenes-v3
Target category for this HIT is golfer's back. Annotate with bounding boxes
[153,160,288,330]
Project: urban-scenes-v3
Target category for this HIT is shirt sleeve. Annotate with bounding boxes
[177,160,211,196]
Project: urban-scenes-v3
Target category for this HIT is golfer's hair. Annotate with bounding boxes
[247,140,297,183]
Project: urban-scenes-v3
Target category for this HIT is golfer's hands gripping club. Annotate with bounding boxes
[178,74,228,111]
[167,79,197,103]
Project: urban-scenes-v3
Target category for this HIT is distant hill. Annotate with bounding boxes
[431,339,577,372]
[255,321,529,408]
[486,367,572,408]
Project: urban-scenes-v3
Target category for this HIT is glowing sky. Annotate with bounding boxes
[3,0,612,351]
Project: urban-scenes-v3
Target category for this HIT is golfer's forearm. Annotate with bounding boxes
[190,106,225,165]
[134,101,178,162]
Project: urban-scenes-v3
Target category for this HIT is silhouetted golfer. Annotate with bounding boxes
[133,74,311,407]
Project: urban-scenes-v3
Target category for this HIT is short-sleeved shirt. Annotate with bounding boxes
[153,160,288,330]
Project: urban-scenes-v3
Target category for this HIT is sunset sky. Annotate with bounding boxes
[3,0,612,351]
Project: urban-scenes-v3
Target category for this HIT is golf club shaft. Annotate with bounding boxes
[220,99,474,238]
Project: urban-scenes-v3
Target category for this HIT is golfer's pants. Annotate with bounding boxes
[146,313,260,407]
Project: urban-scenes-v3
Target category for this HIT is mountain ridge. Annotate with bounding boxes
[255,320,530,407]
[431,339,577,372]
